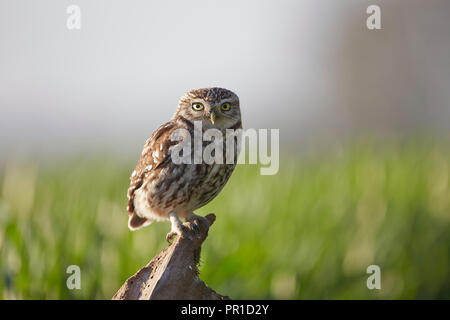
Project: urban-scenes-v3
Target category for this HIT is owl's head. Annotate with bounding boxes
[173,87,241,130]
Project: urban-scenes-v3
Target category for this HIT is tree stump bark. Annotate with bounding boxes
[112,213,230,300]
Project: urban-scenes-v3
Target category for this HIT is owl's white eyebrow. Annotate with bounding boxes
[191,99,206,104]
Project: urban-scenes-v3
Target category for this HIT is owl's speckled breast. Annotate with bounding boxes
[144,161,236,215]
[189,162,236,209]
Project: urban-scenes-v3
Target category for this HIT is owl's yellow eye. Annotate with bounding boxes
[221,103,231,111]
[192,103,204,111]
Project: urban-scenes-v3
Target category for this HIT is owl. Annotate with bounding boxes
[126,87,242,241]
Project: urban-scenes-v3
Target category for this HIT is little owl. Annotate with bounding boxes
[126,87,242,241]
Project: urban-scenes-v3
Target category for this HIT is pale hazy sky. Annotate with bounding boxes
[1,0,449,158]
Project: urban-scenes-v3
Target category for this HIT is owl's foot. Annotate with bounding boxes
[166,212,192,243]
[165,230,190,243]
[165,226,192,243]
[186,212,202,234]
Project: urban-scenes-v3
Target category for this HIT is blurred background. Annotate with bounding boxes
[0,0,449,299]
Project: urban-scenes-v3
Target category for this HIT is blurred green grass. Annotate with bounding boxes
[0,140,449,299]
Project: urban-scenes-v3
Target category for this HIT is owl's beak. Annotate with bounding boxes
[210,110,217,124]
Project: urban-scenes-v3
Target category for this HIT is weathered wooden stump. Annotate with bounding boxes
[112,213,230,300]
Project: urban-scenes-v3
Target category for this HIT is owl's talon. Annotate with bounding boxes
[166,225,193,243]
[179,226,193,240]
[190,220,200,234]
[166,231,176,243]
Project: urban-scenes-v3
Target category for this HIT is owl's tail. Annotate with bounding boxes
[128,213,153,231]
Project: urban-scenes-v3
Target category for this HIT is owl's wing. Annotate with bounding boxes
[126,121,177,229]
